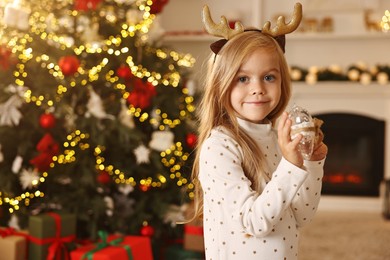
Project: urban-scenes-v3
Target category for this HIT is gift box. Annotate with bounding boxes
[164,244,204,260]
[183,203,204,252]
[183,224,204,252]
[29,212,76,260]
[0,228,28,260]
[70,231,153,260]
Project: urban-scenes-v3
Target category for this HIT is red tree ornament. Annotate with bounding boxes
[39,113,56,129]
[140,224,155,237]
[74,0,102,11]
[127,78,157,109]
[58,55,80,76]
[139,183,151,192]
[0,45,16,71]
[116,65,133,79]
[186,133,197,149]
[30,133,60,172]
[150,0,169,14]
[97,170,111,184]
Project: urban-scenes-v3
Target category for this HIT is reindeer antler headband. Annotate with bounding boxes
[202,3,303,54]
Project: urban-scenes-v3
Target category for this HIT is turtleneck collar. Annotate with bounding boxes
[236,117,273,139]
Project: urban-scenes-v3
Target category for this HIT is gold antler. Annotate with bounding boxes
[201,5,244,40]
[262,3,303,37]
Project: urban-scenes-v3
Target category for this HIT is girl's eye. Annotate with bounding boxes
[264,74,275,82]
[238,76,249,83]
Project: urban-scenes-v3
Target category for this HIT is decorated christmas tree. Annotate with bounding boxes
[0,0,197,245]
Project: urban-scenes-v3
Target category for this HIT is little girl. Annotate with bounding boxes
[191,3,328,259]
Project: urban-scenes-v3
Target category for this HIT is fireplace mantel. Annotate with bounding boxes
[290,82,390,212]
[291,82,390,122]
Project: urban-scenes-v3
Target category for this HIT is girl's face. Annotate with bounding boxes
[229,49,282,124]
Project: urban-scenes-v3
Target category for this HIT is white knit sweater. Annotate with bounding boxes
[199,118,325,260]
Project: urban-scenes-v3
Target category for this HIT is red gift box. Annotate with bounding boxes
[70,232,153,260]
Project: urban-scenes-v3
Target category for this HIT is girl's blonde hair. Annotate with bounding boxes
[190,31,292,220]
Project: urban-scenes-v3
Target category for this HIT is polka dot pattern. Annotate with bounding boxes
[198,119,325,260]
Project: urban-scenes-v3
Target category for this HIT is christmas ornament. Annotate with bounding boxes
[0,95,23,126]
[149,0,169,14]
[134,144,151,164]
[104,196,114,216]
[118,184,134,195]
[0,45,17,71]
[12,155,23,173]
[86,87,115,119]
[377,72,389,85]
[126,9,143,25]
[360,72,372,85]
[347,69,360,81]
[3,0,30,31]
[139,183,151,192]
[149,130,174,151]
[186,133,197,149]
[144,16,165,44]
[288,104,315,160]
[19,168,39,189]
[305,73,317,85]
[163,204,188,227]
[185,79,197,96]
[8,215,21,230]
[74,0,102,11]
[39,113,56,129]
[30,133,60,172]
[127,78,157,109]
[118,99,135,129]
[58,55,80,76]
[116,65,133,79]
[97,170,111,184]
[290,68,303,81]
[140,222,155,237]
[81,22,102,45]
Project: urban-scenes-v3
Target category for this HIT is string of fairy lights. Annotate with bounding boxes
[0,0,196,213]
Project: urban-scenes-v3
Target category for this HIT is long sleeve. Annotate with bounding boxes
[200,130,309,237]
[291,159,325,227]
[199,122,326,260]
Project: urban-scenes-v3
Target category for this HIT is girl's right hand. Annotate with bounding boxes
[277,112,304,168]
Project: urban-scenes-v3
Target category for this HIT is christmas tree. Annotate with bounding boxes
[0,0,197,245]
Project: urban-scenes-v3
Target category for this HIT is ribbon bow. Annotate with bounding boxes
[0,227,16,237]
[29,212,75,260]
[0,227,29,239]
[81,231,133,260]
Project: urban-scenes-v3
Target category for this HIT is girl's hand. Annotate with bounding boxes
[277,112,304,168]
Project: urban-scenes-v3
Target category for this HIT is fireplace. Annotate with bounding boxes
[290,82,390,212]
[314,113,384,197]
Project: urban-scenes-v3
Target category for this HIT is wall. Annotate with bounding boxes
[160,0,390,86]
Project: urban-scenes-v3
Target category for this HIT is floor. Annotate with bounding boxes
[299,210,390,260]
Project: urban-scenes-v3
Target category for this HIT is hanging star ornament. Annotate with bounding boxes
[118,184,134,195]
[149,130,174,151]
[134,144,150,164]
[163,204,189,227]
[19,168,40,190]
[86,87,114,120]
[119,99,135,129]
[0,94,23,126]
